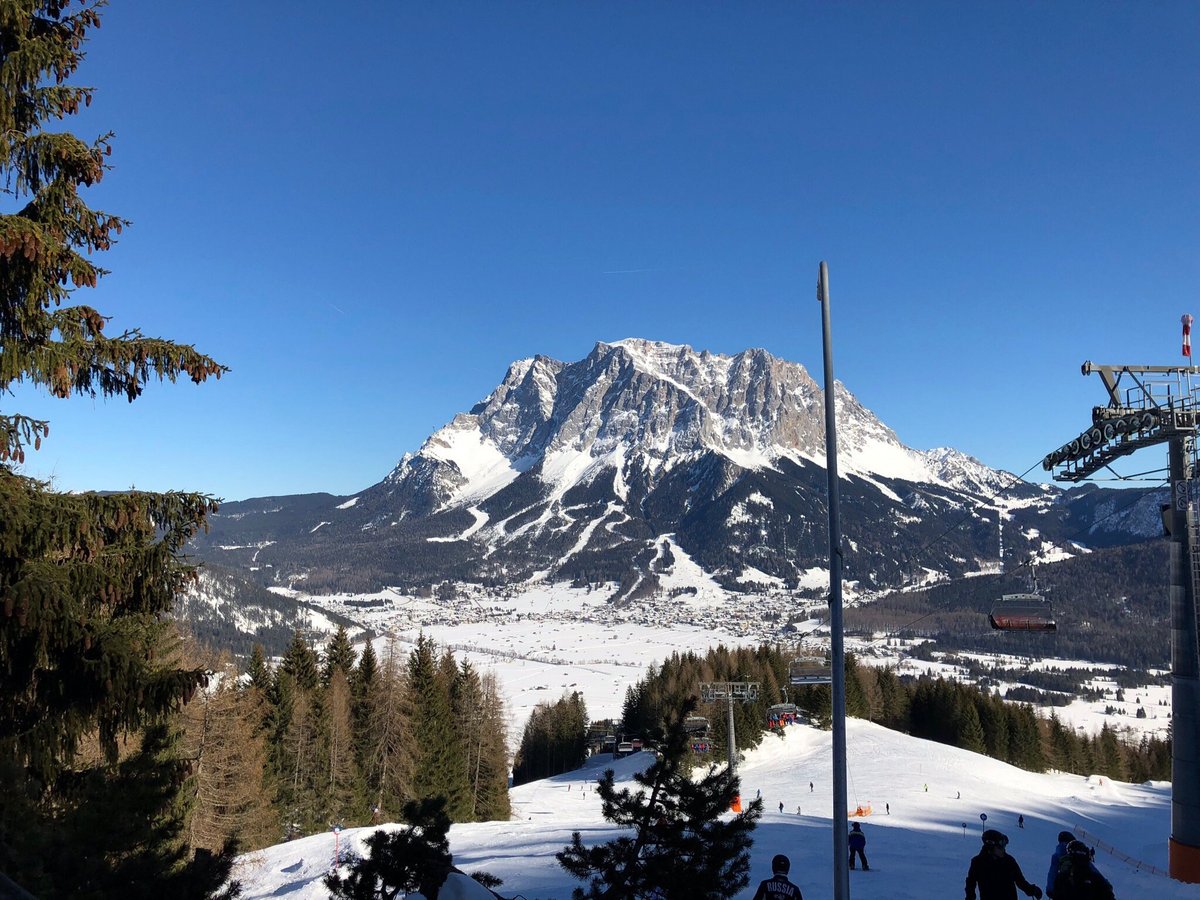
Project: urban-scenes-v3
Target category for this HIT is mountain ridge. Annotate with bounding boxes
[191,339,1160,598]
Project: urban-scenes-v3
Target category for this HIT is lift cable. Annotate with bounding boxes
[874,476,1168,641]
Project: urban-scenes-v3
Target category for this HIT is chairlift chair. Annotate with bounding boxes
[988,592,1057,632]
[789,656,833,685]
[766,702,799,727]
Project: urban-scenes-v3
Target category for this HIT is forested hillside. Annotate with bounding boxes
[181,629,511,857]
[846,541,1170,671]
[609,645,1170,784]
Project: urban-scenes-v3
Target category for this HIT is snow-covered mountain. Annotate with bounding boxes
[194,339,1161,597]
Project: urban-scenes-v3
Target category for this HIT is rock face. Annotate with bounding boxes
[193,339,1161,597]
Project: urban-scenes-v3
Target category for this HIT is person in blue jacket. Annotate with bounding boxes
[1045,831,1074,897]
[1051,841,1113,900]
[848,821,869,870]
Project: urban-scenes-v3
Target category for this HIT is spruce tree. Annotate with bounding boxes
[0,2,231,894]
[557,699,760,900]
[324,796,453,900]
[407,636,468,817]
[247,644,271,693]
[281,629,320,692]
[322,625,356,687]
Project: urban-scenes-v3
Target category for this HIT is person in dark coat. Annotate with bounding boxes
[966,829,1043,900]
[1045,831,1074,898]
[1051,841,1114,900]
[848,821,869,870]
[752,853,802,899]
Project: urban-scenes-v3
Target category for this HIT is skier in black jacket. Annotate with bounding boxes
[966,829,1043,900]
[752,854,802,899]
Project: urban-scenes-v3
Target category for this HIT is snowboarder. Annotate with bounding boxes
[957,791,961,799]
[796,805,802,815]
[1044,831,1074,898]
[756,788,761,799]
[778,801,784,814]
[1051,841,1113,900]
[966,829,1043,900]
[752,853,803,899]
[809,781,814,793]
[848,822,869,871]
[886,802,890,815]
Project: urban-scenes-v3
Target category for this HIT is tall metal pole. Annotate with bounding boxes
[818,261,850,900]
[726,694,737,782]
[1169,435,1200,880]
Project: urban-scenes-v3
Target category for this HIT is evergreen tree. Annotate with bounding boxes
[324,796,453,900]
[407,637,469,817]
[0,9,231,885]
[557,700,760,899]
[247,644,271,694]
[957,697,987,754]
[322,626,356,687]
[280,685,321,833]
[1095,724,1124,781]
[453,660,511,821]
[281,629,320,692]
[472,669,512,822]
[978,693,1011,760]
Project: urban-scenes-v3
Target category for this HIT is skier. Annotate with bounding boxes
[1019,815,1025,829]
[966,829,1043,900]
[957,791,961,799]
[1051,841,1114,900]
[752,853,803,899]
[778,801,784,814]
[809,781,814,793]
[886,802,890,815]
[1044,831,1074,898]
[848,822,869,871]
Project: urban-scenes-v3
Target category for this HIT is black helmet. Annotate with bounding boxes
[1067,840,1090,857]
[982,829,1009,847]
[772,854,790,874]
[1058,830,1074,844]
[851,822,862,830]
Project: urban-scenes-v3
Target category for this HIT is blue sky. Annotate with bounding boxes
[10,1,1198,501]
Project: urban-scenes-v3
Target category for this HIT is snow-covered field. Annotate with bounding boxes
[235,717,1200,899]
[285,578,1172,746]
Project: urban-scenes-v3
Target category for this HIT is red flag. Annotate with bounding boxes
[1184,314,1193,358]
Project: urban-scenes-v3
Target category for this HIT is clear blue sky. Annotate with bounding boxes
[11,1,1199,501]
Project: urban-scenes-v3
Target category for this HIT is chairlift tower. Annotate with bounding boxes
[1041,360,1200,882]
[699,680,760,811]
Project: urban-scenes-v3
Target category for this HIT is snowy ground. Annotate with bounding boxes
[289,579,1173,746]
[234,717,1200,899]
